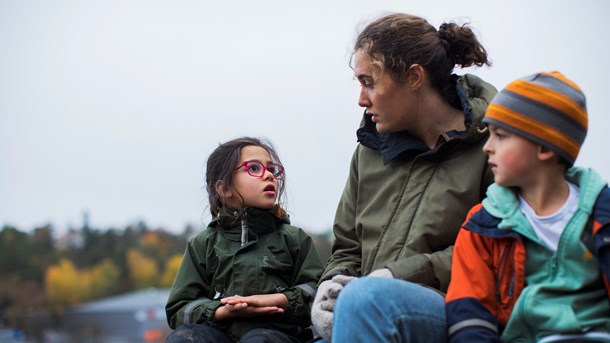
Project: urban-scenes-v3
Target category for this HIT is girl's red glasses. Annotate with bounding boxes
[236,161,284,178]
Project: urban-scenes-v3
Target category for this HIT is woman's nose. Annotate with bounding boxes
[358,88,370,108]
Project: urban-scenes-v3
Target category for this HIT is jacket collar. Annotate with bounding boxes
[210,205,289,242]
[481,167,607,237]
[356,74,488,165]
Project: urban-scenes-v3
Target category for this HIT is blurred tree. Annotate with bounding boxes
[160,254,183,287]
[28,225,56,281]
[0,226,30,278]
[88,259,121,298]
[126,249,159,289]
[45,258,83,308]
[79,226,104,268]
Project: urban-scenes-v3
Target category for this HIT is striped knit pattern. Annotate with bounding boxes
[483,71,587,165]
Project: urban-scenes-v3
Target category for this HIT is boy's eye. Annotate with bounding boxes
[494,130,509,139]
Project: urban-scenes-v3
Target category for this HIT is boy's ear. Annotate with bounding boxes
[538,145,558,162]
[215,180,233,199]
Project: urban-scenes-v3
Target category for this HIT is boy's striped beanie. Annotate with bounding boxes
[483,71,587,165]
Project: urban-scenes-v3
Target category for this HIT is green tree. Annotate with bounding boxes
[0,226,30,278]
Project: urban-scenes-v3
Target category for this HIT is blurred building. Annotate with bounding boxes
[62,288,171,343]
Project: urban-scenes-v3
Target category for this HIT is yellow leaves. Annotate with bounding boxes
[45,258,81,307]
[160,254,183,288]
[126,248,159,289]
[44,245,179,309]
[89,259,121,298]
[45,258,121,309]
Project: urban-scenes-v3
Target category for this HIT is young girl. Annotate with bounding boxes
[165,137,324,343]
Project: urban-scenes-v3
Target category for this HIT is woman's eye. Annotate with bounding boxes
[361,80,374,88]
[356,77,374,89]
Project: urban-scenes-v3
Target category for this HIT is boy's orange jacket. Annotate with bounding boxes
[446,186,610,342]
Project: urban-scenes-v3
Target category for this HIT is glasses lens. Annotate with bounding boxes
[268,164,283,177]
[245,161,264,177]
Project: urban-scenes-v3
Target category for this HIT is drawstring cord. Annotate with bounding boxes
[240,219,248,246]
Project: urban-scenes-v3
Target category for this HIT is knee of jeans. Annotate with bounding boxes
[172,324,200,334]
[342,276,389,296]
[240,328,277,341]
[339,277,377,301]
[166,324,200,342]
[167,324,224,343]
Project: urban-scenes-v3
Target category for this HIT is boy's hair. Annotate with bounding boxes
[483,71,587,166]
[205,137,285,215]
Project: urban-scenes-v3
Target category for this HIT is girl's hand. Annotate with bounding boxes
[221,293,289,308]
[214,293,289,321]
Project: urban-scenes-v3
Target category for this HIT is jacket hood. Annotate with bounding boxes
[356,73,497,165]
[482,167,607,231]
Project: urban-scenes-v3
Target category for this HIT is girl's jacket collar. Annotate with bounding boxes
[210,205,289,240]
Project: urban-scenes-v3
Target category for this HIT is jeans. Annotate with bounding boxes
[322,277,447,343]
[166,324,301,343]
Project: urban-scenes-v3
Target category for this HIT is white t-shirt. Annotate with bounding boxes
[518,181,580,252]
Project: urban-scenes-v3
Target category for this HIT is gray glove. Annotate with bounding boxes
[368,268,394,278]
[311,275,357,342]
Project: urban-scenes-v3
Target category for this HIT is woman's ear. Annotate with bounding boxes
[406,64,424,89]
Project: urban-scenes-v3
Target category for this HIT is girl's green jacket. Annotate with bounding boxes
[166,207,324,341]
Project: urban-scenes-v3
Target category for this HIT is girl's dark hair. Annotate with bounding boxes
[205,137,286,215]
[354,13,490,106]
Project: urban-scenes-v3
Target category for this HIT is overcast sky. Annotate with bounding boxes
[2,0,609,235]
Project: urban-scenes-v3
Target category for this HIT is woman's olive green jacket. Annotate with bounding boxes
[322,74,498,293]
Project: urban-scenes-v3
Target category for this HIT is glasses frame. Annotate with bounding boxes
[235,160,284,179]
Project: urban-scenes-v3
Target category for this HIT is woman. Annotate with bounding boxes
[311,12,497,342]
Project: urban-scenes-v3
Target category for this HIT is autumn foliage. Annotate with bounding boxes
[0,221,331,329]
[0,222,193,324]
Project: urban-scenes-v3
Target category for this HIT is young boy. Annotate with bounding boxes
[446,71,610,342]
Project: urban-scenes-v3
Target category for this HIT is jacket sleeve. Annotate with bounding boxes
[281,228,325,324]
[592,187,610,292]
[446,205,500,343]
[320,148,362,281]
[385,246,452,291]
[165,237,227,330]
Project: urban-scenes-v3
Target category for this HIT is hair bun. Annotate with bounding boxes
[438,23,455,45]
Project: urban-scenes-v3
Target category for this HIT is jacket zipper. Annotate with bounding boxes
[496,240,516,310]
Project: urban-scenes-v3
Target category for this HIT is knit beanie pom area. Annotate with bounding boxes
[482,71,588,165]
